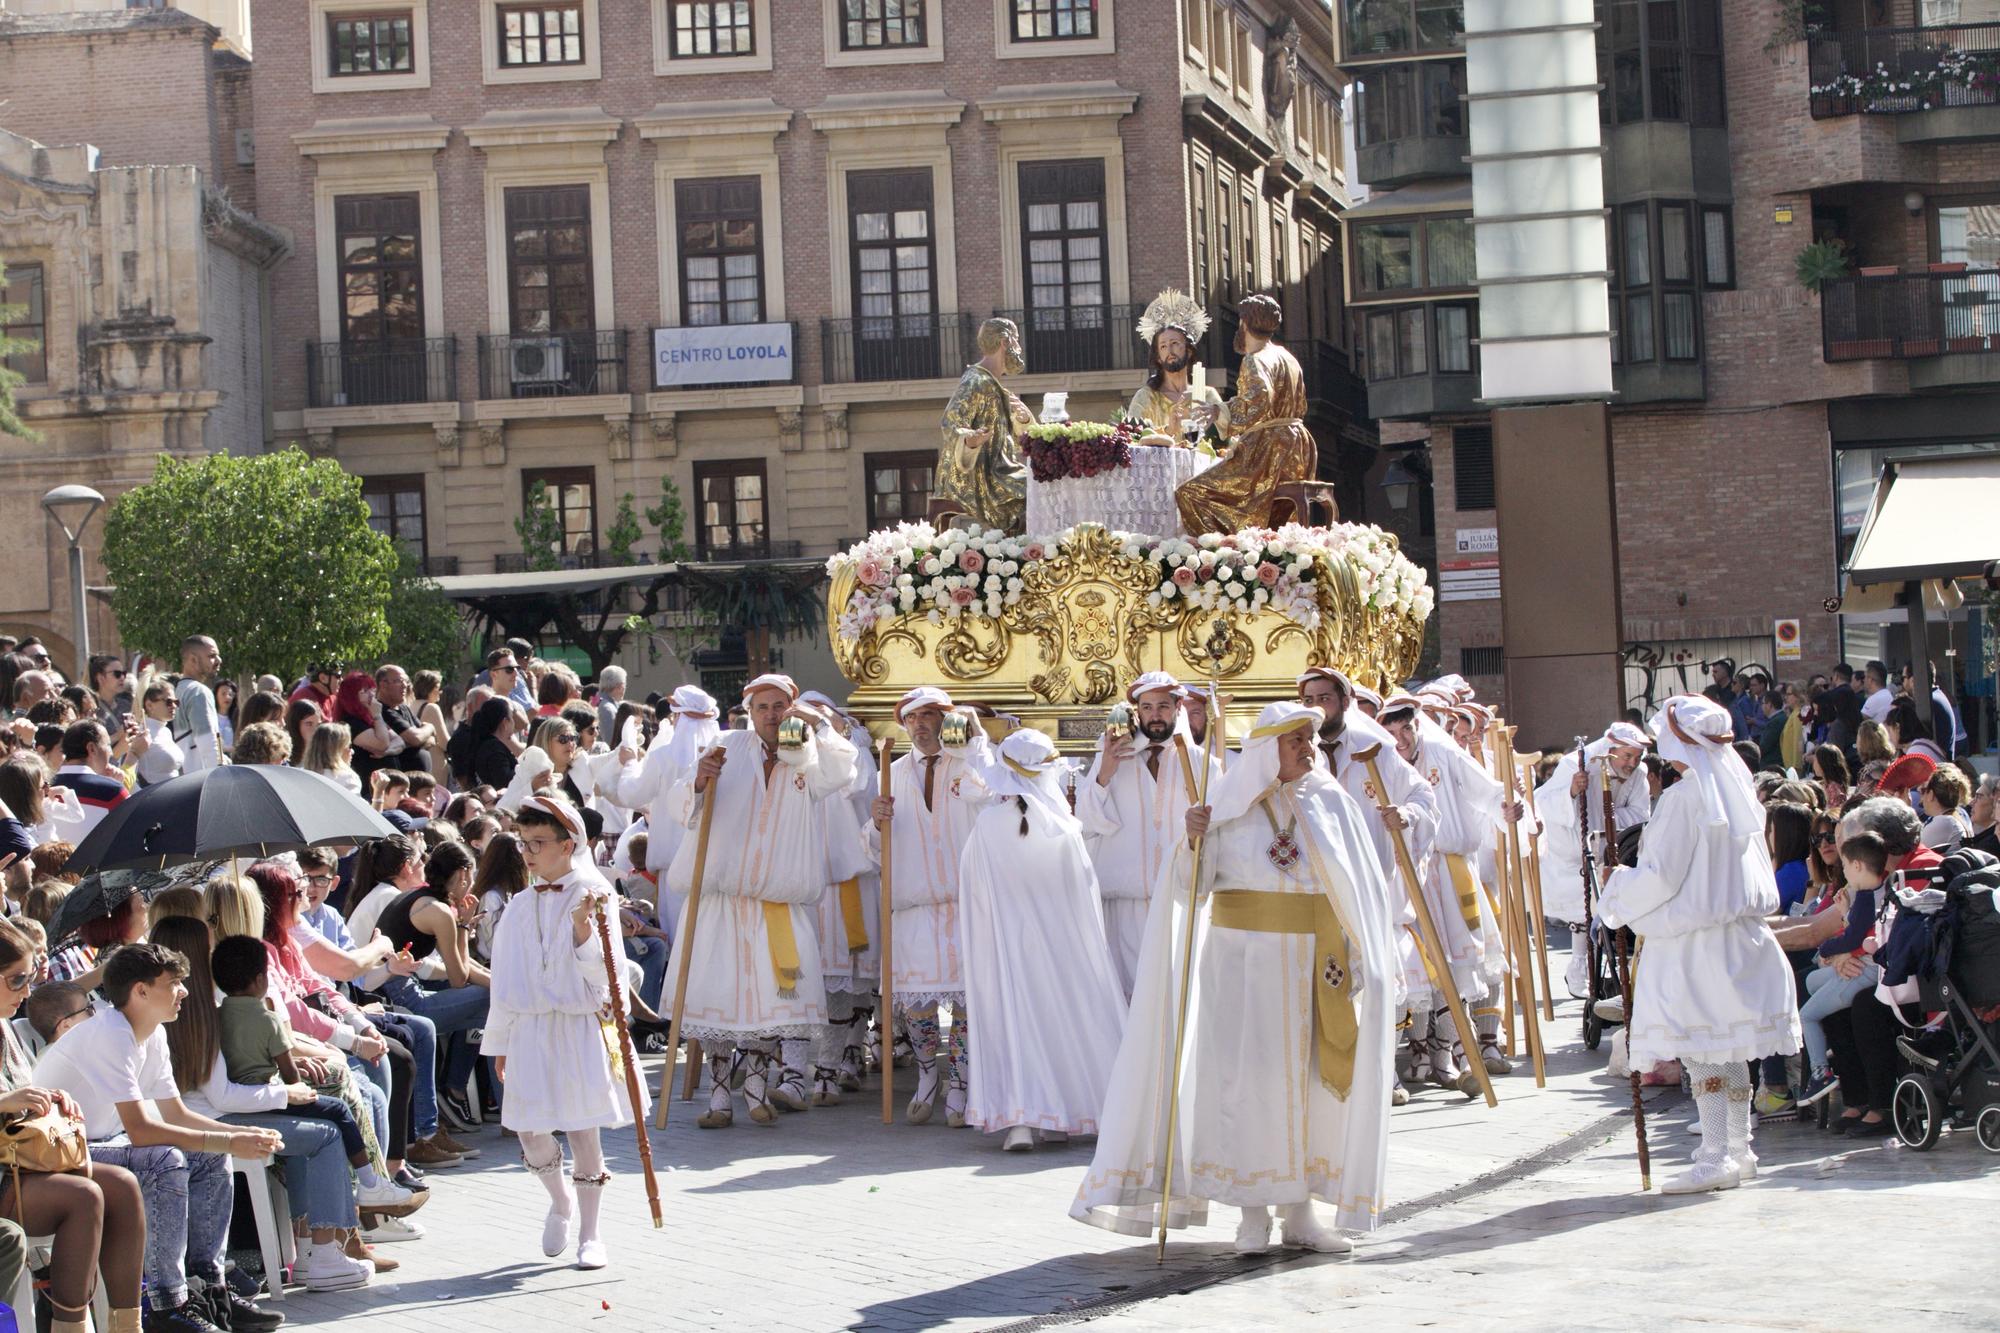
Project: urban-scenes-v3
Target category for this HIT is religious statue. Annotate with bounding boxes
[1125,290,1226,446]
[937,316,1034,533]
[1173,293,1315,536]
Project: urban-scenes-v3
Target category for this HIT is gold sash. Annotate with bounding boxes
[837,877,869,953]
[1209,889,1359,1099]
[1443,854,1483,931]
[761,900,804,994]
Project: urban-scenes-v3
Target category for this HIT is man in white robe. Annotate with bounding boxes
[1535,720,1651,997]
[1380,694,1520,1087]
[662,674,856,1128]
[623,685,722,935]
[1072,702,1399,1253]
[1077,672,1223,1000]
[1598,696,1800,1194]
[867,686,988,1126]
[959,730,1127,1150]
[800,691,882,1102]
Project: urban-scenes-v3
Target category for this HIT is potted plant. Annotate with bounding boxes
[1795,238,1852,292]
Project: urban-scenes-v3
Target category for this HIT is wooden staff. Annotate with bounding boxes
[1356,745,1497,1109]
[876,736,896,1125]
[1495,725,1545,1087]
[1486,744,1520,1057]
[1513,745,1557,1021]
[593,900,663,1227]
[1615,926,1651,1191]
[1155,684,1223,1264]
[655,744,723,1130]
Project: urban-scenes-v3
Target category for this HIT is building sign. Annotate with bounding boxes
[652,323,793,389]
[1455,526,1498,556]
[1440,558,1501,603]
[1774,618,1802,662]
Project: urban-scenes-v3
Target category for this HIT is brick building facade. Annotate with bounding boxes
[1339,0,1999,744]
[245,0,1373,695]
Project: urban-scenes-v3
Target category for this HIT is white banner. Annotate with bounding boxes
[652,322,793,388]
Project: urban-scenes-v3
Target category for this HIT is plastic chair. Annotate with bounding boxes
[229,1158,295,1302]
[20,1236,110,1331]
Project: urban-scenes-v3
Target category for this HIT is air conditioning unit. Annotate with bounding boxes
[510,337,567,386]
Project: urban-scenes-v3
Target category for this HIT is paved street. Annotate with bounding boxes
[270,996,1816,1328]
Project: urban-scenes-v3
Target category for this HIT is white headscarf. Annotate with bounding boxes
[981,728,1079,834]
[742,673,799,704]
[1650,695,1760,837]
[521,792,600,881]
[496,743,554,815]
[1125,670,1184,703]
[1208,701,1321,823]
[895,685,954,721]
[1584,719,1652,762]
[651,686,721,773]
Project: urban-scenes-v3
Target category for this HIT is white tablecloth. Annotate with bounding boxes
[1025,448,1217,539]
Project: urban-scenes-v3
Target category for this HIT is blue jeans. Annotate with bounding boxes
[1802,961,1881,1072]
[88,1138,230,1307]
[347,1054,394,1158]
[218,1113,358,1231]
[366,1009,438,1142]
[624,935,668,1009]
[382,977,488,1095]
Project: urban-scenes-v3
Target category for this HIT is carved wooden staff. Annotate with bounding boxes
[1497,725,1546,1086]
[655,744,722,1131]
[1357,745,1497,1109]
[1512,744,1557,1021]
[876,735,896,1126]
[1155,681,1224,1264]
[593,899,663,1227]
[1602,761,1651,1190]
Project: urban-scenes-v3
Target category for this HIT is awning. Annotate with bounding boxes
[1337,179,1474,222]
[1845,454,2000,586]
[430,563,680,599]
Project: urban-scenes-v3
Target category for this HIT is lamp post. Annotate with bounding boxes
[1381,458,1420,513]
[41,484,106,682]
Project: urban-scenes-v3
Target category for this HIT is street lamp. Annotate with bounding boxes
[1381,458,1421,512]
[41,484,105,681]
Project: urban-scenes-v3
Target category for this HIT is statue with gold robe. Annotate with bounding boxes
[936,317,1033,533]
[1125,289,1225,444]
[1174,294,1316,536]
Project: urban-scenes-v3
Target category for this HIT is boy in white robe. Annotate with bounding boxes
[663,674,857,1127]
[1073,702,1400,1253]
[866,686,988,1126]
[959,730,1127,1150]
[482,794,647,1270]
[799,692,882,1102]
[1077,672,1223,1000]
[1535,721,1652,997]
[1598,696,1800,1194]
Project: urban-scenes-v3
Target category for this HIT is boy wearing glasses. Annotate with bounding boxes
[481,795,643,1271]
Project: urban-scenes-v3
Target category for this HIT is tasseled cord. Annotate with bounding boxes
[1016,795,1029,836]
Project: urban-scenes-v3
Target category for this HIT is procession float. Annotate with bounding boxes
[823,291,1435,745]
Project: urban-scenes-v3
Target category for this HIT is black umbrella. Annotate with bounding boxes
[66,765,398,874]
[46,864,208,952]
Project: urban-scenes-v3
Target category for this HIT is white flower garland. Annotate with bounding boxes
[828,521,1434,645]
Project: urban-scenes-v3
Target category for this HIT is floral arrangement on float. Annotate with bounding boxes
[827,520,1435,647]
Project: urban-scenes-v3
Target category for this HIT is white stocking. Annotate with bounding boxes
[569,1129,608,1247]
[1684,1062,1745,1167]
[520,1131,572,1218]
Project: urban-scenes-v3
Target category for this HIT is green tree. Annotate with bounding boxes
[0,288,39,442]
[383,542,471,677]
[605,491,643,565]
[644,476,694,563]
[515,479,564,571]
[101,447,398,681]
[684,564,825,678]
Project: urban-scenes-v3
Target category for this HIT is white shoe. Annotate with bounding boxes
[811,1072,841,1107]
[1479,1043,1513,1076]
[300,1242,373,1292]
[1001,1125,1034,1152]
[945,1083,969,1129]
[1391,1085,1410,1107]
[356,1179,417,1212]
[1040,1129,1069,1144]
[696,1081,733,1130]
[576,1238,607,1271]
[542,1204,573,1258]
[770,1069,809,1112]
[360,1215,425,1244]
[1565,945,1590,1000]
[1730,1151,1758,1182]
[1278,1204,1353,1254]
[1233,1207,1272,1255]
[743,1063,777,1126]
[1659,1160,1741,1195]
[1593,997,1626,1023]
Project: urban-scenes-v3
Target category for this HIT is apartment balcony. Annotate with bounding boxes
[476,330,629,401]
[305,336,456,410]
[1808,22,2000,142]
[1822,267,2000,389]
[989,305,1145,377]
[1352,60,1469,191]
[820,312,976,385]
[1355,300,1481,422]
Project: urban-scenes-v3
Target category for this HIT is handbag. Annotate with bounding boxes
[0,1104,92,1225]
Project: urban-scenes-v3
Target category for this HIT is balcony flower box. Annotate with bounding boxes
[1948,335,1988,352]
[1857,265,1900,277]
[1828,339,1894,359]
[1930,262,1970,274]
[1901,337,1942,356]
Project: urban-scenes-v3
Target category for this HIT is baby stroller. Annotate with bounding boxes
[1882,847,2000,1152]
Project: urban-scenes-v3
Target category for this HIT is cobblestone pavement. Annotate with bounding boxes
[276,997,1998,1332]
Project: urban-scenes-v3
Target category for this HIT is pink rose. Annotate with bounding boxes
[857,556,887,587]
[949,587,978,607]
[959,549,985,574]
[1257,562,1281,586]
[1171,566,1197,588]
[1023,543,1047,561]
